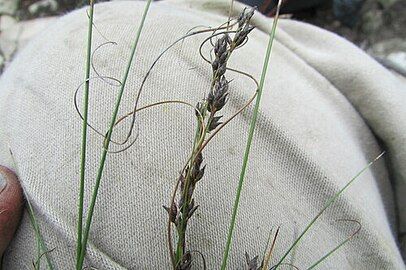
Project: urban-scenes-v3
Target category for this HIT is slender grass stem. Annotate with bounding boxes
[75,1,152,268]
[306,219,361,269]
[27,200,54,270]
[227,0,234,30]
[261,228,273,266]
[262,227,279,270]
[9,149,53,269]
[273,152,385,269]
[76,0,95,264]
[220,2,282,269]
[175,112,208,264]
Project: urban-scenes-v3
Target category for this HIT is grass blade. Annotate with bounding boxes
[75,1,153,268]
[261,228,274,266]
[273,152,385,269]
[27,200,54,270]
[262,227,280,270]
[76,0,95,264]
[220,1,282,269]
[306,219,361,269]
[9,149,54,269]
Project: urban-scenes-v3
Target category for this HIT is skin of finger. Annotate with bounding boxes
[0,166,24,255]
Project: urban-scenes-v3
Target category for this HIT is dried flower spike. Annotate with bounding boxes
[208,76,229,113]
[234,7,256,48]
[170,7,256,267]
[163,204,178,225]
[212,35,230,78]
[245,252,260,270]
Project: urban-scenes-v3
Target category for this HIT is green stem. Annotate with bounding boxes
[76,0,94,264]
[273,152,384,269]
[75,1,152,269]
[220,8,281,270]
[306,232,353,269]
[175,226,186,263]
[175,107,215,265]
[9,149,53,269]
[175,130,204,264]
[27,199,54,270]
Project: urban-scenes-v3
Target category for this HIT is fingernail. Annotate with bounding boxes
[0,172,6,192]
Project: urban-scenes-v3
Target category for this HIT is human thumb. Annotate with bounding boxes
[0,166,23,256]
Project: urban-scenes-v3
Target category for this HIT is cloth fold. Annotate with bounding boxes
[0,0,404,268]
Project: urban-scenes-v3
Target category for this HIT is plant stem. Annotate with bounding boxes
[262,227,279,270]
[175,106,219,265]
[175,124,206,263]
[9,149,54,269]
[27,199,54,270]
[227,0,234,30]
[220,3,281,269]
[75,1,152,268]
[76,0,94,264]
[273,152,385,269]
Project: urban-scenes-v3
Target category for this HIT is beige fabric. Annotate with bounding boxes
[0,0,405,269]
[0,17,55,65]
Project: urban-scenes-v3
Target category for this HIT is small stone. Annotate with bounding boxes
[0,14,17,31]
[28,0,58,16]
[369,38,406,56]
[387,51,406,71]
[0,0,19,16]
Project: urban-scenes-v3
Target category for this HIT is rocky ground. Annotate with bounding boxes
[296,0,406,76]
[0,0,405,76]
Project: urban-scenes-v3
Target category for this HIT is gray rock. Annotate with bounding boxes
[369,38,406,77]
[387,51,406,71]
[369,38,406,56]
[0,14,17,31]
[0,0,19,16]
[28,0,58,16]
